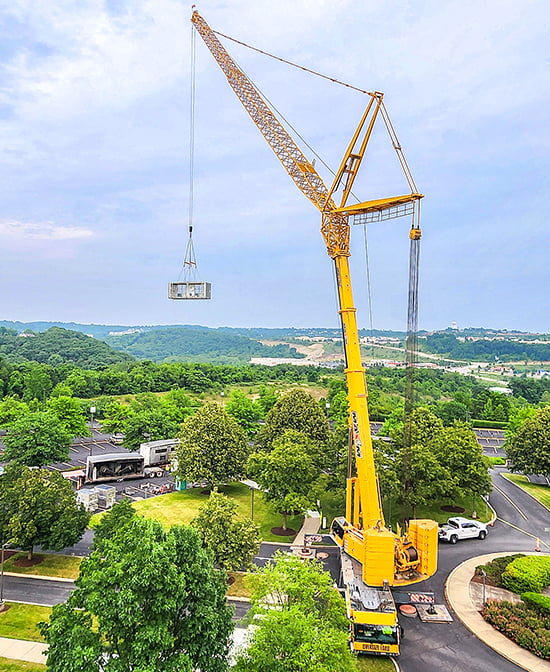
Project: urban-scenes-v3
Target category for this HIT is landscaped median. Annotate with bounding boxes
[501,473,550,511]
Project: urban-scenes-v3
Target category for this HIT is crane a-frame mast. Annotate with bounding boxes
[191,9,437,589]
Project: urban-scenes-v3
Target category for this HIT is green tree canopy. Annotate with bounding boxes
[2,410,74,466]
[430,422,491,498]
[41,519,233,672]
[506,405,550,477]
[247,430,318,530]
[234,553,355,672]
[122,408,181,450]
[192,490,260,572]
[225,390,263,436]
[175,402,249,488]
[0,465,90,559]
[255,388,329,453]
[46,395,89,437]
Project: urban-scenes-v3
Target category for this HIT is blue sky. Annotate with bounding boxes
[0,0,548,332]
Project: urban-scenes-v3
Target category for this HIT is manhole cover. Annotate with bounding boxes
[317,552,329,559]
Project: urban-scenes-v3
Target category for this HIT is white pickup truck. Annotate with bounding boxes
[438,516,488,544]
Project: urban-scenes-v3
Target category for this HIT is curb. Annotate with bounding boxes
[445,552,550,672]
[3,572,75,583]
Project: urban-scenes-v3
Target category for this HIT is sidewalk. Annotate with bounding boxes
[0,636,46,664]
[445,552,550,672]
[290,510,321,549]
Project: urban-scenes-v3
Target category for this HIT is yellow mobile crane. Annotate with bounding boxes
[191,10,438,656]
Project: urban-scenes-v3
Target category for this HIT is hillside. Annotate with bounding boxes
[0,327,133,368]
[104,327,304,364]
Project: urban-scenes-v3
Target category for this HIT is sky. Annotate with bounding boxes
[0,0,548,333]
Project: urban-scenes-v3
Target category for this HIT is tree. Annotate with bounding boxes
[175,403,249,488]
[430,422,491,501]
[2,410,74,466]
[234,553,355,672]
[192,490,260,571]
[23,363,53,402]
[0,396,28,428]
[506,405,550,477]
[255,388,329,452]
[225,390,262,436]
[234,607,356,672]
[91,498,136,553]
[0,465,90,559]
[47,396,89,437]
[247,430,318,530]
[435,400,471,425]
[101,399,133,433]
[122,408,181,450]
[40,519,233,672]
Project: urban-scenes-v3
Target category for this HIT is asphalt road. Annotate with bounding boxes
[398,468,547,672]
[5,467,548,672]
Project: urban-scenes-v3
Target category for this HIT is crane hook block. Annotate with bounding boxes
[168,282,212,300]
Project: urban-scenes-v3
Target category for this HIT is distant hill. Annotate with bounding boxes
[104,327,304,364]
[0,327,133,368]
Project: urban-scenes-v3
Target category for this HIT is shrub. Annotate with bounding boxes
[522,592,550,616]
[502,556,550,594]
[482,600,550,660]
[475,554,525,587]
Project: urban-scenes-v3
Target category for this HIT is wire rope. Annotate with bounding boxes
[213,29,372,96]
[180,24,199,282]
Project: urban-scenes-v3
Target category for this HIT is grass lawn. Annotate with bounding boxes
[128,483,303,543]
[2,554,82,580]
[356,654,395,671]
[0,659,46,672]
[0,603,51,642]
[502,473,550,510]
[382,493,492,527]
[227,572,250,599]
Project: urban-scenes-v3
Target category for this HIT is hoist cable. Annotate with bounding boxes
[362,222,376,360]
[188,24,196,237]
[179,26,199,283]
[213,29,372,96]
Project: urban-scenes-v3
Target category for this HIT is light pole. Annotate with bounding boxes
[0,543,5,609]
[220,391,225,407]
[89,406,96,456]
[481,568,487,605]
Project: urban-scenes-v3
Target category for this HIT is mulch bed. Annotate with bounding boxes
[271,527,296,537]
[12,555,44,568]
[441,505,465,513]
[471,573,499,587]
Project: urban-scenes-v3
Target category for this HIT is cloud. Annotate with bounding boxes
[0,219,94,241]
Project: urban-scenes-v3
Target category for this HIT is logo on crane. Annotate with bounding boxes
[351,411,362,458]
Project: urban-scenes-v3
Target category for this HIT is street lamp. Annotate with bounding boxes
[0,542,6,610]
[89,406,96,456]
[480,568,487,605]
[220,391,225,407]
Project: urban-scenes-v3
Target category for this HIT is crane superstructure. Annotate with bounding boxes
[191,9,438,655]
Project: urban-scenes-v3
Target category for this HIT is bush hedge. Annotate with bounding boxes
[475,554,525,587]
[522,592,550,616]
[502,556,550,594]
[482,600,550,659]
